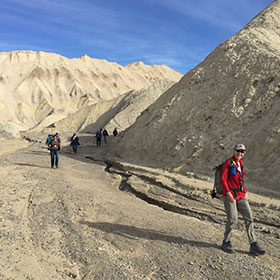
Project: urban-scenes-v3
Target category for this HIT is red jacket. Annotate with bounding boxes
[221,156,246,200]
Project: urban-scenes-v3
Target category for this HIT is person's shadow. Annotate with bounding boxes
[79,221,222,249]
[14,162,50,169]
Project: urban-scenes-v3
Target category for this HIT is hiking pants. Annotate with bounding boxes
[223,196,256,244]
[96,137,101,146]
[50,150,59,167]
[72,144,78,153]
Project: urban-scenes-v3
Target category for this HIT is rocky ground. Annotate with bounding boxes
[0,133,279,280]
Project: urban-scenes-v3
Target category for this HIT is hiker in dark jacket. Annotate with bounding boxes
[103,129,108,143]
[95,130,102,147]
[113,128,118,137]
[48,134,61,168]
[70,132,80,154]
[220,143,266,255]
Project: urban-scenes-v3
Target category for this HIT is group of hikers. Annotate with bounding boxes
[45,127,118,168]
[45,133,266,256]
[95,127,117,146]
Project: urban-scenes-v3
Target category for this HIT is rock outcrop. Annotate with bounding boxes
[47,79,175,134]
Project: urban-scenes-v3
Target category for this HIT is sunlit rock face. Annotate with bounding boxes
[49,79,175,134]
[0,51,182,130]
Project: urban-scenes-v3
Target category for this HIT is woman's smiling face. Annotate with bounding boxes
[234,149,245,161]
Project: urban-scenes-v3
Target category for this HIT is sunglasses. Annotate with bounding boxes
[235,150,245,153]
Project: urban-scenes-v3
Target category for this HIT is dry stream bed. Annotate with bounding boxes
[0,135,279,279]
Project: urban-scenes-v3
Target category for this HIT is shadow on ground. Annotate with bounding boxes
[14,162,51,169]
[79,221,221,249]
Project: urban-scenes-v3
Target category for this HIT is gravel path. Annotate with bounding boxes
[0,135,279,279]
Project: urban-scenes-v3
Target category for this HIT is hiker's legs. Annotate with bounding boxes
[223,196,238,242]
[236,197,256,244]
[55,150,59,166]
[50,150,55,168]
[73,144,77,153]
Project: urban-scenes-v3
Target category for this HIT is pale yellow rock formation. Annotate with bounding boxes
[0,51,182,130]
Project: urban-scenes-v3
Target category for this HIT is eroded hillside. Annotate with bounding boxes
[46,79,175,134]
[0,51,182,130]
[111,0,280,191]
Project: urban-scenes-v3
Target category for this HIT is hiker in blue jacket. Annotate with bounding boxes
[45,134,53,146]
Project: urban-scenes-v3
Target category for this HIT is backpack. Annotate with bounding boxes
[211,159,233,199]
[49,139,60,150]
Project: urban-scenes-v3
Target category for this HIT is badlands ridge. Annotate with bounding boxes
[0,51,182,131]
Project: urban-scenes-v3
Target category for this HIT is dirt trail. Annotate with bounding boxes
[0,134,279,280]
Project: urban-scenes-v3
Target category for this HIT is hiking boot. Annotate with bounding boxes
[221,240,235,253]
[250,242,266,255]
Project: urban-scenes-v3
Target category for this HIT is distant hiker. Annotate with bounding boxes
[70,132,80,154]
[48,134,61,168]
[46,134,53,155]
[113,128,118,137]
[103,129,109,143]
[95,130,102,147]
[220,144,266,256]
[55,132,61,143]
[45,134,53,146]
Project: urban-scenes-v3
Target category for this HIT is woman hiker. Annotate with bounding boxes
[221,143,266,256]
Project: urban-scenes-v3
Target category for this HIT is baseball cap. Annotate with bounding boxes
[234,143,246,151]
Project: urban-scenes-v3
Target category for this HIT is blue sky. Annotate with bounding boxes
[0,0,274,74]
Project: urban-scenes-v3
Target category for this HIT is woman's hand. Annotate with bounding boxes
[226,192,234,203]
